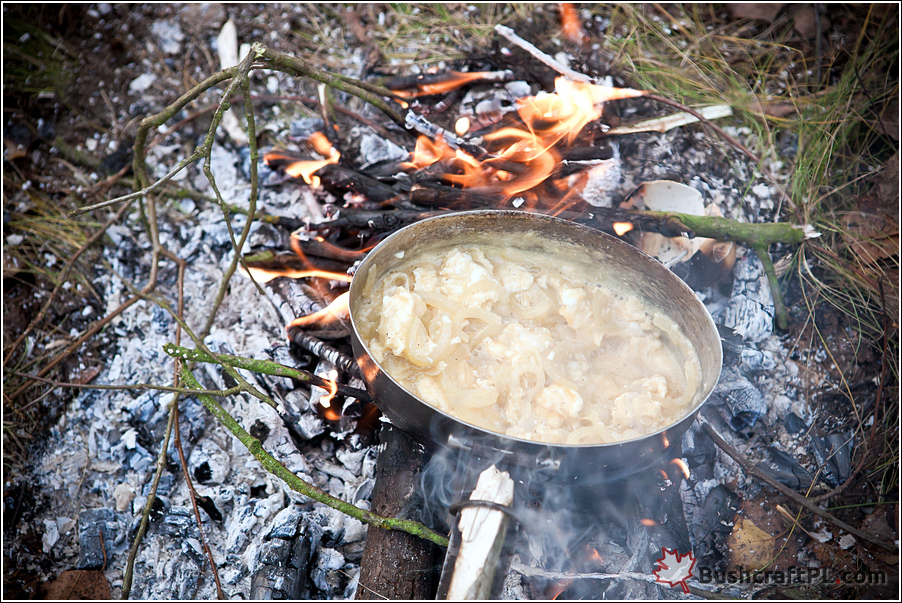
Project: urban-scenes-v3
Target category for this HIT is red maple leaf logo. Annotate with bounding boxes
[653,547,696,593]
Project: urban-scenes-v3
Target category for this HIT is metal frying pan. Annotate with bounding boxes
[348,210,722,482]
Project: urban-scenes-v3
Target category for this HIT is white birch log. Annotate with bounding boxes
[445,465,515,600]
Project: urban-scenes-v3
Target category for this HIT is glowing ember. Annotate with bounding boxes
[613,221,634,236]
[455,116,470,136]
[640,518,659,527]
[669,458,691,479]
[547,579,573,600]
[287,291,351,330]
[243,266,352,284]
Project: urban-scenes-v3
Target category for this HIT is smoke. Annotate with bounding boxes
[417,427,693,598]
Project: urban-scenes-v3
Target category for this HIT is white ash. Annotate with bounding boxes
[27,146,377,598]
[150,20,185,55]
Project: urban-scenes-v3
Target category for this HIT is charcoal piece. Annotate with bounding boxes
[77,508,124,569]
[712,367,767,430]
[691,483,740,567]
[181,537,205,566]
[246,221,284,250]
[311,547,345,594]
[250,532,313,599]
[157,506,208,539]
[784,412,807,434]
[187,438,231,485]
[826,433,852,482]
[141,473,175,499]
[195,495,223,522]
[126,391,164,426]
[358,133,408,168]
[289,117,326,142]
[239,147,281,186]
[809,432,853,487]
[681,422,718,481]
[757,448,814,490]
[720,252,774,343]
[717,323,777,374]
[265,505,306,540]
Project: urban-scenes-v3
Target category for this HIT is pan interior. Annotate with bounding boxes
[350,211,722,449]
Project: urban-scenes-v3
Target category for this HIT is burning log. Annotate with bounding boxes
[385,70,514,98]
[409,183,497,209]
[290,233,369,265]
[264,149,399,203]
[356,425,439,600]
[287,326,362,380]
[306,208,442,234]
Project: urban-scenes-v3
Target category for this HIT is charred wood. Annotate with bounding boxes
[356,425,439,600]
[307,209,443,234]
[384,70,513,94]
[245,252,351,277]
[409,183,497,209]
[290,233,369,264]
[318,164,400,203]
[288,326,362,380]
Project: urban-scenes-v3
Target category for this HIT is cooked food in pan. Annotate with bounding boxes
[356,243,703,445]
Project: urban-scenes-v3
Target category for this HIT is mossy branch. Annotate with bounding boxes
[179,366,448,548]
[638,210,816,330]
[162,343,371,401]
[638,211,811,246]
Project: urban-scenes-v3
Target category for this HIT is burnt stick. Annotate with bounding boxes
[288,326,363,380]
[318,164,401,203]
[307,209,443,234]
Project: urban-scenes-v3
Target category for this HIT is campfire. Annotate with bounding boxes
[9,5,895,602]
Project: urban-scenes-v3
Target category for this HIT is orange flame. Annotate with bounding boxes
[320,368,340,410]
[392,71,503,98]
[276,132,341,187]
[559,3,584,46]
[547,580,573,600]
[670,458,691,480]
[403,77,644,202]
[287,291,351,329]
[613,222,634,236]
[401,135,457,170]
[244,266,352,284]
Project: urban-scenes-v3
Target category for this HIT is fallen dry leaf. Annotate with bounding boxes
[792,5,830,40]
[840,208,899,265]
[727,495,800,572]
[42,570,111,600]
[727,516,778,570]
[726,3,786,24]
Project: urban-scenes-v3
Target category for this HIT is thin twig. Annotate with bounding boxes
[122,397,177,599]
[174,403,225,599]
[494,24,593,83]
[644,93,760,164]
[4,198,135,366]
[8,371,243,398]
[700,419,897,552]
[179,367,448,548]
